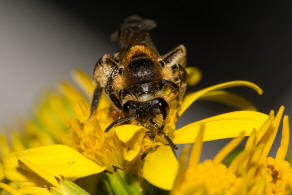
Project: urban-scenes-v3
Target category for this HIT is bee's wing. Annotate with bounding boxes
[112,15,158,58]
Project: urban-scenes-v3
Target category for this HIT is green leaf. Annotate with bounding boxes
[61,180,90,195]
[105,170,142,195]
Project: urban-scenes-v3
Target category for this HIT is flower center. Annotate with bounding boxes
[267,164,280,184]
[178,160,242,194]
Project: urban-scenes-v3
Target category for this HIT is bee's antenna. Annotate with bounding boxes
[149,119,178,155]
[105,115,136,132]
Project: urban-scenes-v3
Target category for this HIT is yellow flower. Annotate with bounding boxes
[171,106,292,195]
[0,154,91,195]
[0,68,269,193]
[246,108,292,195]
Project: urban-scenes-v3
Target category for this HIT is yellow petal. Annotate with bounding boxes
[244,129,256,150]
[230,130,256,169]
[276,115,289,161]
[17,157,90,195]
[199,90,257,111]
[96,91,111,112]
[25,121,55,147]
[0,163,4,181]
[48,94,73,125]
[179,80,263,116]
[188,126,204,167]
[123,130,145,161]
[94,92,113,130]
[36,102,66,142]
[11,132,25,152]
[123,147,141,162]
[3,145,105,182]
[174,111,268,144]
[255,111,274,144]
[115,125,145,143]
[249,144,265,166]
[186,67,201,86]
[213,131,245,164]
[58,82,87,106]
[72,99,90,122]
[18,181,36,189]
[255,177,265,195]
[143,145,178,190]
[71,69,95,98]
[262,106,284,158]
[228,148,254,173]
[0,183,22,195]
[19,187,50,195]
[0,134,10,155]
[18,156,60,187]
[171,145,190,193]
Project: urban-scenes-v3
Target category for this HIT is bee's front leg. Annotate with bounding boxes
[89,87,102,119]
[90,54,119,119]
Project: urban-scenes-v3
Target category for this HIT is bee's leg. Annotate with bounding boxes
[92,54,118,119]
[113,51,120,63]
[161,80,179,91]
[112,165,121,171]
[109,94,122,110]
[150,119,178,154]
[160,45,187,99]
[160,44,186,67]
[89,87,102,119]
[175,101,181,119]
[141,152,148,159]
[175,65,187,118]
[162,62,187,119]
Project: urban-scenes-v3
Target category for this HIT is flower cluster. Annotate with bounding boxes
[0,67,288,195]
[172,106,292,194]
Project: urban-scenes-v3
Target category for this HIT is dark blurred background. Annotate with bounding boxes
[1,1,292,158]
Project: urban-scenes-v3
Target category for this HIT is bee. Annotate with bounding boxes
[90,16,187,151]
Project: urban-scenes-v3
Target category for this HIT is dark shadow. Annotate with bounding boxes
[49,1,292,114]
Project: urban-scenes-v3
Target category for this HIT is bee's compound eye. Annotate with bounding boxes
[154,98,169,120]
[123,101,137,116]
[171,64,178,71]
[118,68,124,75]
[159,60,165,68]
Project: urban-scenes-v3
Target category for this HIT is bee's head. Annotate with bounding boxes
[123,98,169,121]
